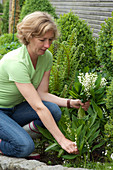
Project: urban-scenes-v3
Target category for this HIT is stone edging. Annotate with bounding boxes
[0,155,91,170]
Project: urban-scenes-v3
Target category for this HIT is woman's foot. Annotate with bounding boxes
[27,152,40,160]
[23,121,41,139]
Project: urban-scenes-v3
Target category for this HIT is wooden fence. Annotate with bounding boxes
[50,0,113,37]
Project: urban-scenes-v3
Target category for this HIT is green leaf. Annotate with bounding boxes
[62,154,78,159]
[78,106,86,118]
[69,90,79,99]
[86,121,100,140]
[95,74,101,90]
[72,114,78,129]
[88,129,100,144]
[92,140,105,151]
[97,101,106,105]
[83,66,90,73]
[78,125,87,152]
[79,138,85,152]
[87,106,94,116]
[97,106,103,119]
[45,143,59,152]
[88,112,97,128]
[91,100,103,118]
[58,149,64,158]
[37,125,54,141]
[76,124,83,136]
[95,87,105,95]
[90,87,95,99]
[74,82,82,93]
[74,71,79,83]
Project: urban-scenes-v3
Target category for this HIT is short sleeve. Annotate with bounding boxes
[5,60,31,83]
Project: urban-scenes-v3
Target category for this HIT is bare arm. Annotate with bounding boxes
[37,70,90,110]
[15,82,78,154]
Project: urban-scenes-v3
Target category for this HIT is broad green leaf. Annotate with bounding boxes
[37,125,54,141]
[96,91,105,101]
[59,119,69,136]
[92,140,105,151]
[97,106,103,119]
[86,121,100,140]
[90,87,95,99]
[78,125,87,152]
[58,120,66,134]
[79,139,84,152]
[78,106,86,118]
[45,143,59,152]
[74,71,79,83]
[64,108,71,118]
[72,114,78,129]
[83,66,90,73]
[96,101,106,105]
[87,106,94,116]
[95,87,105,95]
[76,124,83,136]
[91,100,103,118]
[74,82,82,93]
[69,90,79,99]
[62,154,78,159]
[58,149,64,158]
[88,112,97,128]
[95,74,101,90]
[88,129,100,144]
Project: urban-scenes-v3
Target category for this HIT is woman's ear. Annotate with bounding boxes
[27,33,33,44]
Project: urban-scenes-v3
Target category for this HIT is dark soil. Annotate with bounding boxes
[26,150,63,166]
[26,139,64,166]
[40,151,63,165]
[26,139,107,167]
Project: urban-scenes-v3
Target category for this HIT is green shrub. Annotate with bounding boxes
[0,33,19,45]
[56,11,98,70]
[19,0,58,21]
[96,12,113,77]
[19,0,25,10]
[106,79,113,117]
[1,0,9,34]
[0,3,3,13]
[0,33,21,59]
[0,41,21,59]
[104,116,113,161]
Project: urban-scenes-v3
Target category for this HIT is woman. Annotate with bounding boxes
[0,11,90,158]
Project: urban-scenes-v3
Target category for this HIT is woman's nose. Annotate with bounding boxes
[44,40,51,48]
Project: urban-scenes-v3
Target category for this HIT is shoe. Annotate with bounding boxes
[27,153,40,160]
[23,121,41,139]
[0,139,3,155]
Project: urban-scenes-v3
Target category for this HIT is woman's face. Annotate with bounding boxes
[27,30,54,58]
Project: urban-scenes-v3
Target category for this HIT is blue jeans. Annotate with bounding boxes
[0,101,62,158]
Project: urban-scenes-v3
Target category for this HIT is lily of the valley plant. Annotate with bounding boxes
[69,71,107,119]
[37,71,108,160]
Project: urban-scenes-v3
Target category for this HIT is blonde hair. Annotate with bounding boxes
[17,11,58,45]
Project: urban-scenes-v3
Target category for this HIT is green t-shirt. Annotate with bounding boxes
[0,45,53,108]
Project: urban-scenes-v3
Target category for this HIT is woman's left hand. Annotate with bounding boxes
[70,99,90,111]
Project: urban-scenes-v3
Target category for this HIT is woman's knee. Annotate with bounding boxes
[20,139,35,157]
[14,138,35,158]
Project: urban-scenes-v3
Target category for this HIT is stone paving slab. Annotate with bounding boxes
[0,155,91,170]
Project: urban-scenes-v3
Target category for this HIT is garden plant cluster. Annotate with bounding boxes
[0,0,113,169]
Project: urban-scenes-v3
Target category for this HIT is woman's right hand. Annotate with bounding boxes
[59,137,79,154]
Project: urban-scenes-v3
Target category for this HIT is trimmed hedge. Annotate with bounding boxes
[56,11,99,70]
[19,0,58,21]
[96,12,113,77]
